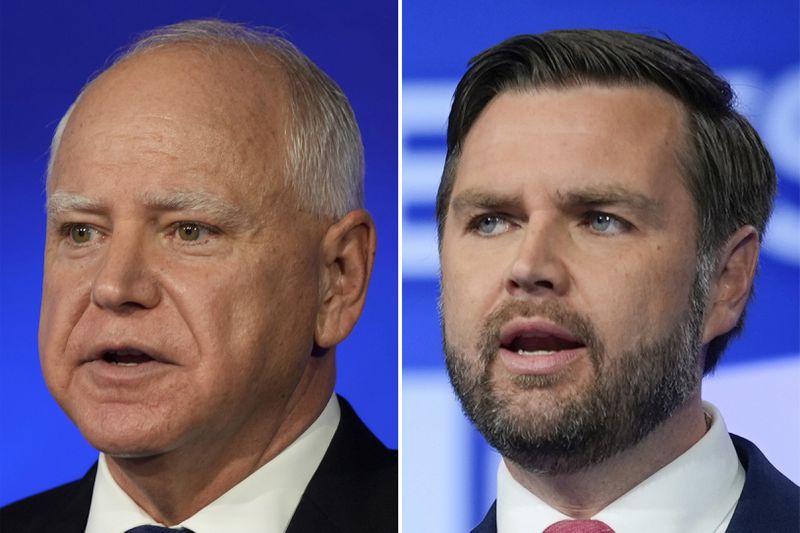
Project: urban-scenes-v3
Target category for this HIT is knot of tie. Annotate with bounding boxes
[543,519,615,533]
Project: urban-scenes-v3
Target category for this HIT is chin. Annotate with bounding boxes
[82,428,175,458]
[72,404,184,459]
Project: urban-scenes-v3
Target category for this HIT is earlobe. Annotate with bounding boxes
[314,209,377,349]
[702,225,760,344]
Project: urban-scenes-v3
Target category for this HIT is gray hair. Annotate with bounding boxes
[47,19,364,219]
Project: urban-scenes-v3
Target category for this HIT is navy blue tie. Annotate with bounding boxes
[125,527,194,533]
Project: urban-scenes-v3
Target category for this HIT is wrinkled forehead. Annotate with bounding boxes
[446,85,694,224]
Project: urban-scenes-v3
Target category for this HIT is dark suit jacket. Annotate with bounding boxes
[0,396,397,533]
[470,434,799,533]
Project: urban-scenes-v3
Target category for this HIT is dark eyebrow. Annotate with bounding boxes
[450,186,660,212]
[450,189,521,212]
[449,185,665,228]
[558,186,661,212]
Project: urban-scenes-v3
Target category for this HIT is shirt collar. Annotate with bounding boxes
[86,394,340,533]
[497,402,745,533]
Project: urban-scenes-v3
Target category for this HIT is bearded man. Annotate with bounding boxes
[437,30,798,533]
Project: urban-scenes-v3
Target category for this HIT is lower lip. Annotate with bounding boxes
[82,359,171,387]
[498,346,587,375]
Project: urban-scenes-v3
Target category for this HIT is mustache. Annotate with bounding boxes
[476,299,603,366]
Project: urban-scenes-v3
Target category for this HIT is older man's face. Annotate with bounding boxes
[440,86,706,472]
[39,47,328,457]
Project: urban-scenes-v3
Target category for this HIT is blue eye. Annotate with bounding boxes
[587,213,628,235]
[471,215,510,236]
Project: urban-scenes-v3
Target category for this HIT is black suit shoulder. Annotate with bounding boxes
[726,434,799,532]
[287,395,398,533]
[1,464,96,533]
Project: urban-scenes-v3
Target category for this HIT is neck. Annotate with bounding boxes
[105,353,336,525]
[506,391,707,519]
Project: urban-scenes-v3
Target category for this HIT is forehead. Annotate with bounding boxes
[50,45,290,205]
[453,85,690,201]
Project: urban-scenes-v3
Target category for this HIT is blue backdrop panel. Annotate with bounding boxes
[0,0,397,506]
[402,1,799,531]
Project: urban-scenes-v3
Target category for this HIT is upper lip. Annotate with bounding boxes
[498,317,584,349]
[81,341,171,365]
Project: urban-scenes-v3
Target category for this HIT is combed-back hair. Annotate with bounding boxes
[437,30,776,373]
[48,19,364,219]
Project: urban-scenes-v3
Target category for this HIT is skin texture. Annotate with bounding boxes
[440,86,759,516]
[39,45,376,524]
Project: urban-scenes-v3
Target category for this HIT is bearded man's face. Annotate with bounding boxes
[439,86,707,473]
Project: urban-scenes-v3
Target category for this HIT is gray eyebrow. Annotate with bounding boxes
[46,190,249,229]
[139,190,248,228]
[46,192,101,218]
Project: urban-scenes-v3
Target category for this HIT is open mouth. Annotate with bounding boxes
[101,349,155,366]
[502,332,585,356]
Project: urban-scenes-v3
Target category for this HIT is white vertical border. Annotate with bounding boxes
[397,0,404,531]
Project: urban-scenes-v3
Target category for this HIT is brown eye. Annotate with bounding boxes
[177,223,202,241]
[69,224,95,243]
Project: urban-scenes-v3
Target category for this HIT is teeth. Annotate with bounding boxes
[518,349,555,356]
[112,361,140,366]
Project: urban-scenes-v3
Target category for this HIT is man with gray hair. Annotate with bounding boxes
[437,30,798,532]
[1,19,396,533]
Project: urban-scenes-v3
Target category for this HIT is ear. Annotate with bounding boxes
[702,225,760,344]
[315,209,377,349]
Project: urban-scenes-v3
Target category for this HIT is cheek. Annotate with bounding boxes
[176,244,321,378]
[38,260,92,385]
[441,256,494,350]
[577,245,696,349]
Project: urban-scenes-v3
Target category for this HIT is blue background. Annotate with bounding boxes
[0,0,397,505]
[402,1,799,531]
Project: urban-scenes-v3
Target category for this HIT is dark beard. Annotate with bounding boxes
[443,272,707,475]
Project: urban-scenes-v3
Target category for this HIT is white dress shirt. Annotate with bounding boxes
[496,402,745,533]
[85,395,340,533]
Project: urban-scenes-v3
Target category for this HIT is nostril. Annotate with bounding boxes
[507,276,556,293]
[506,252,565,294]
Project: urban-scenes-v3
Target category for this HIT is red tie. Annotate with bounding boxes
[542,520,615,532]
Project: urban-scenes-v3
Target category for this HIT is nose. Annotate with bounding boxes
[505,221,569,297]
[91,229,160,312]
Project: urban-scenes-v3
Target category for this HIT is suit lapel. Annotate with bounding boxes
[285,495,342,533]
[53,463,96,533]
[471,501,497,533]
[285,395,397,533]
[2,463,98,533]
[726,434,800,532]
